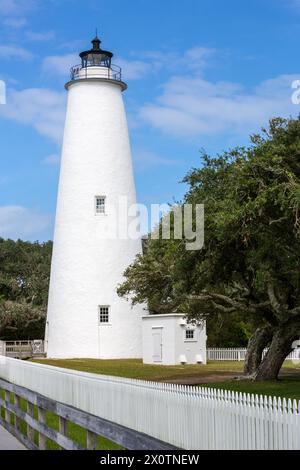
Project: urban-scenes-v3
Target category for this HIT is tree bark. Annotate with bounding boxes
[254,322,300,381]
[244,326,273,376]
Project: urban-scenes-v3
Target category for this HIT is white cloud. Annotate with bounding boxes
[285,0,300,9]
[0,206,52,241]
[0,0,37,16]
[26,30,56,41]
[3,17,27,28]
[139,73,300,139]
[0,87,66,143]
[117,46,214,81]
[116,59,151,80]
[41,45,215,81]
[43,153,60,165]
[139,46,215,74]
[0,0,22,14]
[0,45,33,60]
[42,53,78,75]
[134,150,181,170]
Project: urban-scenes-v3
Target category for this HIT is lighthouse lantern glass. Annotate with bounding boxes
[82,53,111,67]
[80,36,113,69]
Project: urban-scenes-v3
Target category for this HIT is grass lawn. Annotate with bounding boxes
[32,358,244,380]
[32,358,300,400]
[204,377,300,401]
[203,363,300,401]
[34,359,243,384]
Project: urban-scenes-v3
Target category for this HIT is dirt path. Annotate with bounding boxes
[162,367,300,385]
[162,371,240,385]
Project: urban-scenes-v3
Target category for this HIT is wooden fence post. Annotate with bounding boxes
[59,415,68,449]
[27,401,35,444]
[14,395,21,431]
[4,390,10,424]
[87,430,98,450]
[38,406,47,450]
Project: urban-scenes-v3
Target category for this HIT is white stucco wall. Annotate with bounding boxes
[142,314,207,365]
[45,71,147,359]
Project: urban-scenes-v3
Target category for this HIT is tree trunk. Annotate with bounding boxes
[244,326,273,376]
[254,323,300,381]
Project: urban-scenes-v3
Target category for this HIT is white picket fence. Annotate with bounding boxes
[0,341,5,356]
[0,356,299,449]
[207,348,300,362]
[207,348,247,361]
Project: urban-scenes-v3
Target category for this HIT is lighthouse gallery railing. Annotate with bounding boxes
[70,63,122,81]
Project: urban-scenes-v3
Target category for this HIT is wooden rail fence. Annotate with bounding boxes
[0,378,175,450]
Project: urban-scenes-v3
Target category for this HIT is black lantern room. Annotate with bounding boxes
[79,35,113,68]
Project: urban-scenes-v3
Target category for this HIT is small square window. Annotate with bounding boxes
[95,196,106,214]
[185,330,195,340]
[99,306,110,324]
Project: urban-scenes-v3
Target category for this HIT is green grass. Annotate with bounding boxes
[32,358,245,380]
[32,358,300,402]
[44,412,121,450]
[200,362,300,401]
[200,375,300,401]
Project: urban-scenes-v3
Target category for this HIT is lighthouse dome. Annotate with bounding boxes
[79,35,113,68]
[68,34,126,90]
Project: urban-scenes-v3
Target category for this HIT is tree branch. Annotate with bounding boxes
[267,282,285,317]
[289,306,300,318]
[188,293,270,314]
[210,301,236,313]
[269,216,288,225]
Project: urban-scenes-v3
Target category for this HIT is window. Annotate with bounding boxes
[99,306,110,324]
[185,329,195,340]
[95,196,106,214]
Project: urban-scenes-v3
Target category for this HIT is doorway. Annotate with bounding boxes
[152,327,163,362]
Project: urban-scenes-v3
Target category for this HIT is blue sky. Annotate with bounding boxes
[0,0,299,241]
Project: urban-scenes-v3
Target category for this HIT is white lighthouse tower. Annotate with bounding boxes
[45,35,146,359]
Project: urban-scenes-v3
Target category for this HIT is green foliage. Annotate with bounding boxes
[0,238,52,340]
[118,116,300,346]
[206,313,255,347]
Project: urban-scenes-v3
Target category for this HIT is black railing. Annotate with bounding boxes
[70,63,122,82]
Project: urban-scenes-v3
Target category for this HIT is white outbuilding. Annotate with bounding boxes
[142,314,207,365]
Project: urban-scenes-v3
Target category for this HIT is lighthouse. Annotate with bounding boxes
[45,35,146,359]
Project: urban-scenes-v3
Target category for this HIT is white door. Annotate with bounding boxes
[152,328,163,362]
